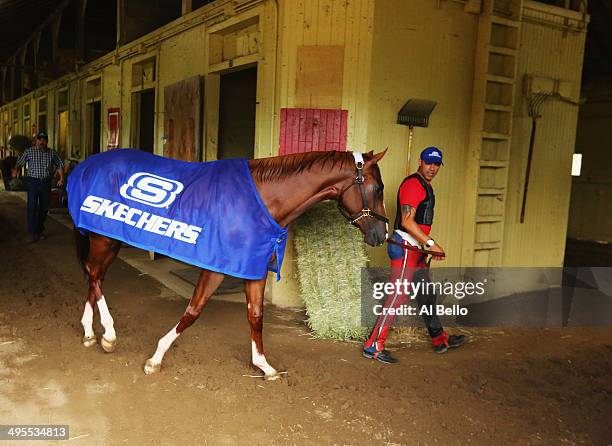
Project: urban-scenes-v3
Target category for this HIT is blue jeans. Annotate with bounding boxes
[26,177,51,235]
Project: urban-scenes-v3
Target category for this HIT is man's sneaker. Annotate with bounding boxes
[37,233,47,241]
[431,332,467,354]
[448,334,467,348]
[362,346,398,364]
[26,234,39,244]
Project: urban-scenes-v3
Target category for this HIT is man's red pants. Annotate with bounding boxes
[364,249,443,351]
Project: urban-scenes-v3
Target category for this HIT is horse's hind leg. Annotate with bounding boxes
[245,279,281,380]
[144,269,224,375]
[81,234,121,351]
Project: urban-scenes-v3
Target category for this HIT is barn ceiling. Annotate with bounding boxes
[0,0,66,63]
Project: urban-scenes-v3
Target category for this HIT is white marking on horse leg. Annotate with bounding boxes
[96,295,116,341]
[144,324,180,374]
[251,340,277,377]
[81,301,95,344]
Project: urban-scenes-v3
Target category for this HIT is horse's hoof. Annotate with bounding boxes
[101,336,116,353]
[82,335,97,347]
[264,371,284,381]
[144,359,161,375]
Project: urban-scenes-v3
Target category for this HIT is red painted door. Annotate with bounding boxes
[279,108,348,155]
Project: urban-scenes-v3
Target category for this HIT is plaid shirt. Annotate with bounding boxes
[16,146,64,180]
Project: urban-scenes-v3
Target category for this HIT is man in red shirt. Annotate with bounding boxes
[363,147,466,364]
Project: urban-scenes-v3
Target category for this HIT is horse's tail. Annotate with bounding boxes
[73,227,90,275]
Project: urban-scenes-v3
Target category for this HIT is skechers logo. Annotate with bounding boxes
[80,195,202,244]
[119,172,184,208]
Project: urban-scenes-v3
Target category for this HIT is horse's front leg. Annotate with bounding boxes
[144,269,225,374]
[82,234,121,352]
[82,280,117,352]
[245,279,281,380]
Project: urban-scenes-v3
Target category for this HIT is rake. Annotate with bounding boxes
[397,99,437,175]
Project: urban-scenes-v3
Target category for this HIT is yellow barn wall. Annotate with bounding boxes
[0,0,591,305]
[203,3,278,162]
[68,79,83,158]
[365,0,478,267]
[44,93,55,150]
[502,7,586,266]
[118,54,149,152]
[156,25,207,158]
[274,0,374,149]
[101,64,122,151]
[267,0,377,306]
[24,95,36,140]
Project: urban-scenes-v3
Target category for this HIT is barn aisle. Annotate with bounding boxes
[0,193,611,445]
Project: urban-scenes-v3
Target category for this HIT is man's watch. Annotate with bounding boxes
[425,239,435,248]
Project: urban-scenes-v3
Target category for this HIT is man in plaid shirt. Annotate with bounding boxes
[13,131,65,243]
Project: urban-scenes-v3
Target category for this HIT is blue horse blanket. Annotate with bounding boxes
[67,149,288,280]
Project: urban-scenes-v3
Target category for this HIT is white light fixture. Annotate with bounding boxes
[571,153,582,176]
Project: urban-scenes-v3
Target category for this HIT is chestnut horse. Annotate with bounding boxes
[73,150,388,380]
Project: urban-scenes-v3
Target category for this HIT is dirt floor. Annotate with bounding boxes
[1,193,611,446]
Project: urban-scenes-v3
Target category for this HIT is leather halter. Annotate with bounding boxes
[337,152,389,226]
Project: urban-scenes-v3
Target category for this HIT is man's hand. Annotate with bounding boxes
[56,168,65,187]
[429,242,445,261]
[11,168,19,178]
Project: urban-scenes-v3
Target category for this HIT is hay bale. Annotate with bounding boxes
[293,201,370,341]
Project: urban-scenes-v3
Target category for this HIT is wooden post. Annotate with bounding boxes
[8,55,16,101]
[0,67,6,104]
[406,126,413,176]
[116,0,124,47]
[51,15,61,64]
[75,0,88,64]
[181,0,193,15]
[17,48,27,97]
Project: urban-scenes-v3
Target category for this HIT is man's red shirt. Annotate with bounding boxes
[398,176,431,236]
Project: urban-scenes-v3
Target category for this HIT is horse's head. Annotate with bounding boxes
[337,150,388,247]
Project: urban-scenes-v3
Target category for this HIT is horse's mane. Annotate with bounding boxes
[250,151,366,183]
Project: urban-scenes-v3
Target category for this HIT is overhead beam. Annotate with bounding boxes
[0,64,35,69]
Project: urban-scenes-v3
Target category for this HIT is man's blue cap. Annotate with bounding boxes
[420,146,443,164]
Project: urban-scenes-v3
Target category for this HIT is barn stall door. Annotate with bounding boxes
[279,108,348,155]
[163,76,202,161]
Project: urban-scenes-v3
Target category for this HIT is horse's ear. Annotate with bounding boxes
[368,148,388,165]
